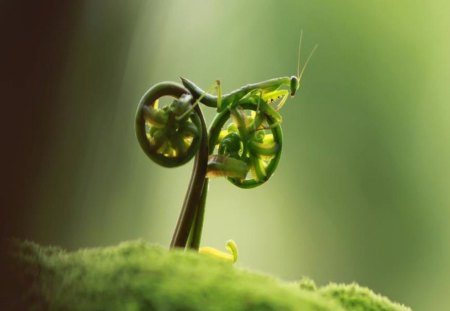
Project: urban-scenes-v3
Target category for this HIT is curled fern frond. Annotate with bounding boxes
[136,82,202,168]
[208,102,283,189]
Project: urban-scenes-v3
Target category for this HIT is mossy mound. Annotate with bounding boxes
[9,240,411,311]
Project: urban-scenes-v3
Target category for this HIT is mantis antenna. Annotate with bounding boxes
[298,43,318,81]
[297,30,303,79]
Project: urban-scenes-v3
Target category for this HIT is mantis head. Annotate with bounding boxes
[289,75,300,96]
[290,31,318,97]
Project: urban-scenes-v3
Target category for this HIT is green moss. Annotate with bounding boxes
[318,283,410,311]
[11,240,411,311]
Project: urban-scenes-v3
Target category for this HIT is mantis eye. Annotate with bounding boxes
[290,76,300,96]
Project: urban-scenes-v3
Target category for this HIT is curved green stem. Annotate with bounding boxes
[186,179,208,250]
[170,102,208,249]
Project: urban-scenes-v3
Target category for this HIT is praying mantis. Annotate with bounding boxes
[180,38,318,126]
[135,33,317,253]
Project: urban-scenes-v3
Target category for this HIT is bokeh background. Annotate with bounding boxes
[2,1,450,310]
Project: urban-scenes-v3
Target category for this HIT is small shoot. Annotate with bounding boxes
[199,240,238,263]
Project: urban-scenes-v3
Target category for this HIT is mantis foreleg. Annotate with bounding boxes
[262,89,289,110]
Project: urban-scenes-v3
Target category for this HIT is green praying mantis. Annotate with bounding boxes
[181,39,318,125]
[135,33,317,258]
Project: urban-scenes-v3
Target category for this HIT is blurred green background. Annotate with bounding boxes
[4,1,450,310]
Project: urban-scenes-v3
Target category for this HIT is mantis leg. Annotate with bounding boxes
[253,89,265,131]
[215,80,223,112]
[261,104,282,129]
[257,89,289,128]
[232,89,266,131]
[276,92,289,110]
[262,89,289,110]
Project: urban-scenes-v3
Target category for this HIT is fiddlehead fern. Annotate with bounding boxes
[137,36,315,255]
[136,82,208,249]
[136,82,203,167]
[208,102,283,189]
